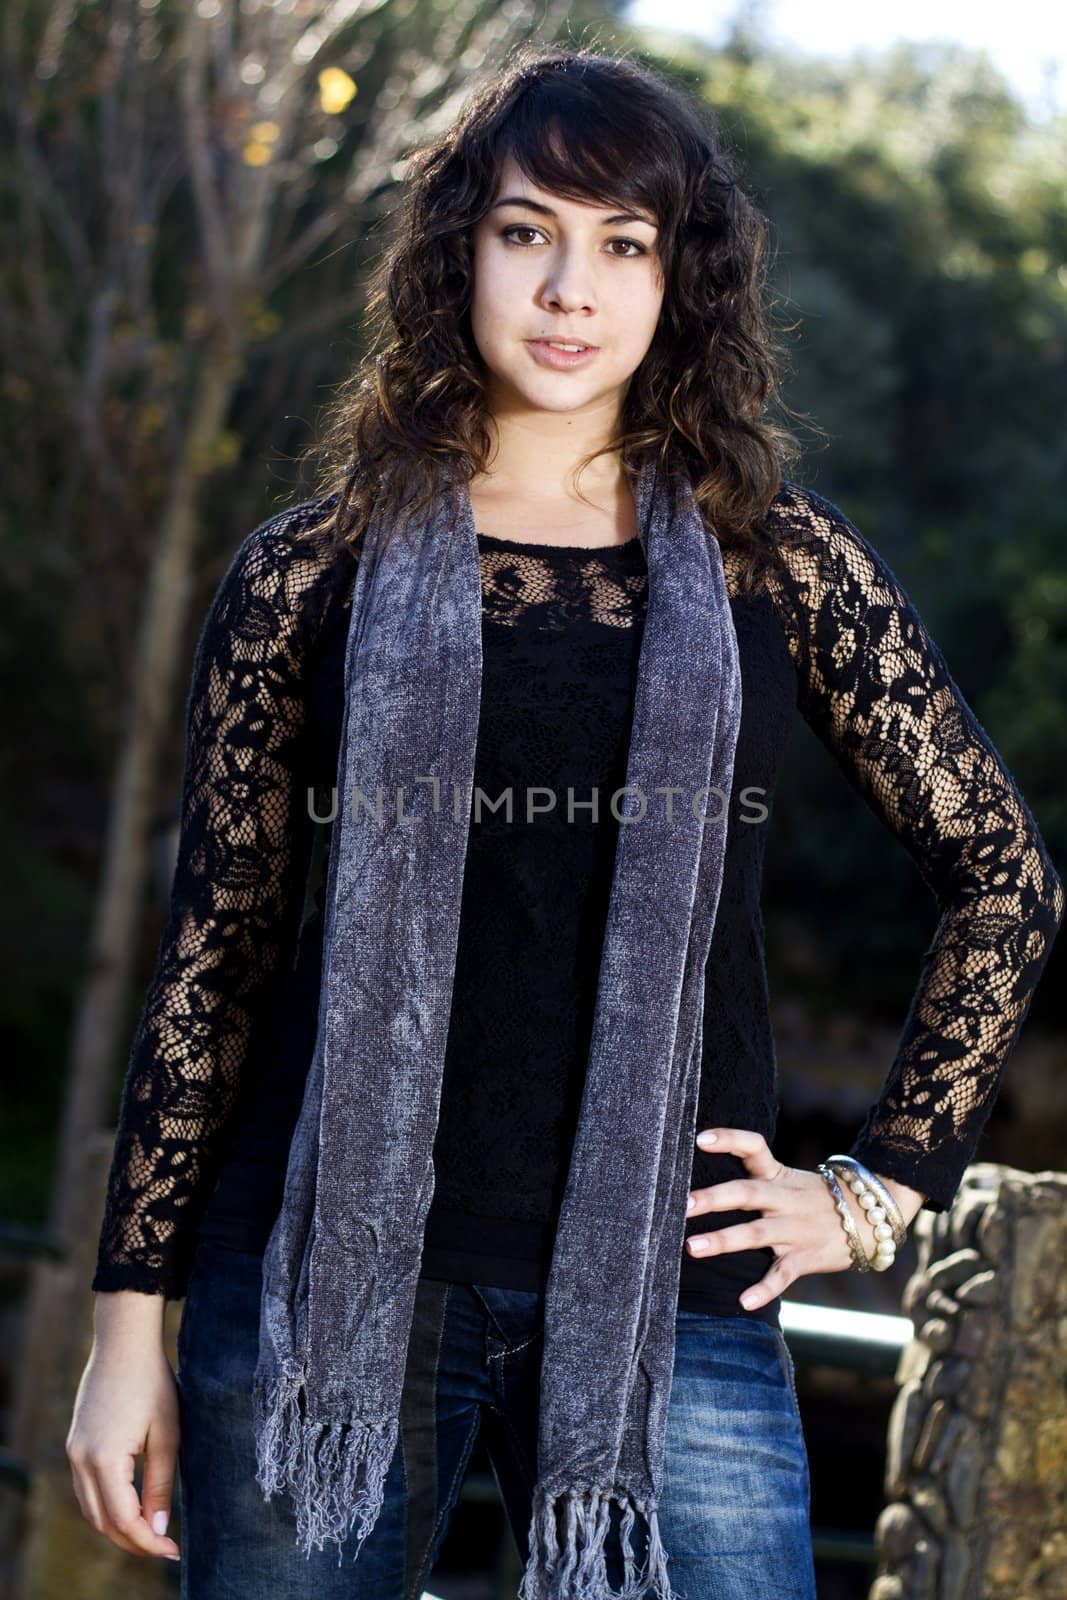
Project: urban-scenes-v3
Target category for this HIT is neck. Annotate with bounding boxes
[478,390,625,502]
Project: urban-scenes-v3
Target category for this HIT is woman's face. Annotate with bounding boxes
[469,153,665,422]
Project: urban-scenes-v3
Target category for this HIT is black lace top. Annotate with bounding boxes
[90,483,1064,1322]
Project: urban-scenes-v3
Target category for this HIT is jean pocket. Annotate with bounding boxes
[176,1243,265,1402]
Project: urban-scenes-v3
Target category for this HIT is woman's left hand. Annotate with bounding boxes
[684,1127,926,1312]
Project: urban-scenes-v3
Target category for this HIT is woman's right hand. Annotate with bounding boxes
[66,1292,182,1562]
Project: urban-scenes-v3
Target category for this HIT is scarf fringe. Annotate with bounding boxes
[252,1366,398,1567]
[518,1485,680,1600]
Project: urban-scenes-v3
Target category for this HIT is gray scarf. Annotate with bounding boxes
[251,446,743,1600]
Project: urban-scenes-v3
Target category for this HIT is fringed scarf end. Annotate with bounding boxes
[252,1367,398,1567]
[518,1484,679,1600]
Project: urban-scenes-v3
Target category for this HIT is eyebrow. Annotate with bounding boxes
[490,195,657,228]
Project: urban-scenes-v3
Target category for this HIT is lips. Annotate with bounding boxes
[525,338,601,370]
[530,337,597,350]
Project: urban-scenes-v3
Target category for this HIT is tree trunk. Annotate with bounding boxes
[3,339,242,1600]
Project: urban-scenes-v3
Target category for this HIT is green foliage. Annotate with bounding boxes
[706,38,1067,1023]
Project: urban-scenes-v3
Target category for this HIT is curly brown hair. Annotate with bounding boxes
[296,41,820,594]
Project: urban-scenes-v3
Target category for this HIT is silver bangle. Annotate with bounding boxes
[825,1156,903,1272]
[826,1154,908,1245]
[817,1162,872,1272]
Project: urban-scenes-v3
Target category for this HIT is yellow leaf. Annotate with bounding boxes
[319,67,357,115]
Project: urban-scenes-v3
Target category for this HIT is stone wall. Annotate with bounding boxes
[869,1163,1067,1600]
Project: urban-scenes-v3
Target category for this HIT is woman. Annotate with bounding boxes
[69,43,1062,1600]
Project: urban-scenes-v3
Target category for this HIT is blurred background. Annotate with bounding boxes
[1,0,1065,1595]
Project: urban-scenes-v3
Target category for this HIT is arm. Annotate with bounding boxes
[872,1175,926,1226]
[770,484,1065,1214]
[91,503,335,1302]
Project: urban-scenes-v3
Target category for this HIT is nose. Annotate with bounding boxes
[539,247,598,316]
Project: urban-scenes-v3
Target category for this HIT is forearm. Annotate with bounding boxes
[873,1173,926,1228]
[93,1288,167,1349]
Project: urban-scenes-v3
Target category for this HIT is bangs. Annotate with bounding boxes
[472,67,694,239]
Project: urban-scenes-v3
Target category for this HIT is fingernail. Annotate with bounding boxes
[740,1292,757,1308]
[152,1511,169,1536]
[685,1194,695,1213]
[696,1130,717,1148]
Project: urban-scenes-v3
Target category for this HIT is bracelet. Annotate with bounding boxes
[825,1155,905,1272]
[825,1155,908,1246]
[817,1162,872,1272]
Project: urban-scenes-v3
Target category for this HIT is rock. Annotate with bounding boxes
[885,1380,925,1496]
[926,1288,961,1320]
[875,1170,1067,1600]
[912,1478,948,1536]
[929,1411,963,1475]
[902,1270,931,1318]
[1035,1415,1067,1483]
[949,1190,989,1249]
[896,1337,932,1386]
[1011,1214,1062,1328]
[955,1268,998,1307]
[926,1356,970,1401]
[918,1316,954,1355]
[940,1532,973,1600]
[985,1519,1037,1590]
[927,1247,983,1291]
[954,1309,991,1360]
[946,1423,984,1524]
[912,1398,950,1473]
[960,1359,999,1422]
[977,1202,1007,1260]
[994,1415,1036,1484]
[875,1502,925,1561]
[908,1538,940,1599]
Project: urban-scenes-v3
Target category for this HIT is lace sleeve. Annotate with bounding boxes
[91,501,342,1299]
[769,484,1064,1213]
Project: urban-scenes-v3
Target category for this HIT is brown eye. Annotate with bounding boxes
[500,225,542,246]
[500,225,647,258]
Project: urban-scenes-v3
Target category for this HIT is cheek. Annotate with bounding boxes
[470,257,526,344]
[614,279,664,351]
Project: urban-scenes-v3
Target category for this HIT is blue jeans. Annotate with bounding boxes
[175,1241,816,1600]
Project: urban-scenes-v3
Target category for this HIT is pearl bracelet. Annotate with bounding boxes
[826,1155,907,1245]
[824,1154,908,1272]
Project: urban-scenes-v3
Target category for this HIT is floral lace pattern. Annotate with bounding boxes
[90,504,350,1295]
[91,486,1063,1298]
[765,484,1064,1196]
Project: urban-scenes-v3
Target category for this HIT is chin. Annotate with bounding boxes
[526,387,601,412]
[522,367,611,402]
